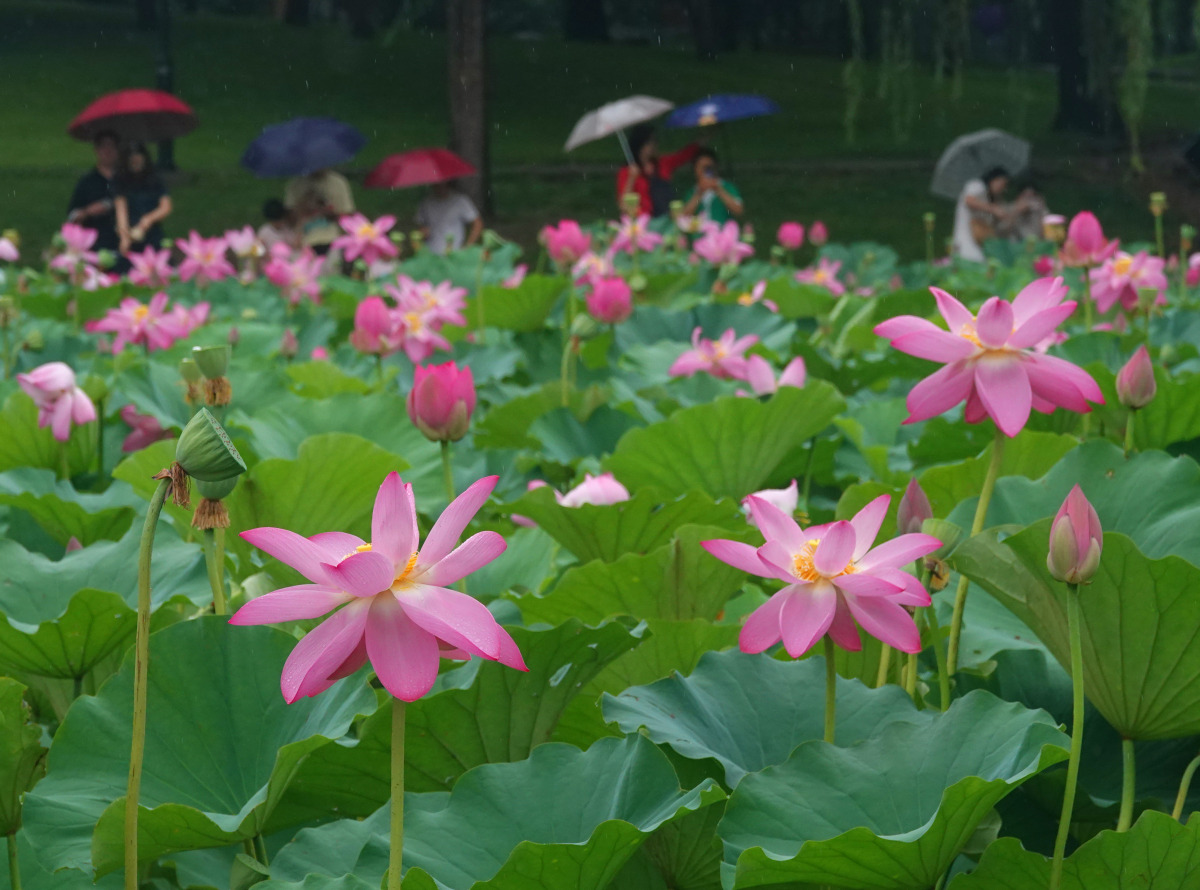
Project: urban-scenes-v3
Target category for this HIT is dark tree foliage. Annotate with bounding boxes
[564,0,609,42]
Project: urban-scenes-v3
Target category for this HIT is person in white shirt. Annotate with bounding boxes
[952,167,1010,263]
[415,182,482,254]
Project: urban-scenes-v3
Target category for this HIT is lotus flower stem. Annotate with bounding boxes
[875,645,892,688]
[946,427,1005,677]
[801,437,817,517]
[58,440,70,482]
[1171,751,1200,821]
[253,835,269,866]
[1082,266,1094,334]
[1124,412,1137,457]
[389,699,406,890]
[96,397,106,476]
[823,635,837,744]
[440,441,456,502]
[202,529,227,616]
[375,355,384,391]
[125,476,171,890]
[7,833,21,890]
[560,333,572,408]
[1117,739,1136,831]
[1050,583,1084,890]
[904,651,918,698]
[474,258,486,345]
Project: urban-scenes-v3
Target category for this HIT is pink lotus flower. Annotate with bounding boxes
[571,251,616,287]
[1187,254,1200,288]
[1033,255,1058,277]
[693,221,754,267]
[17,362,96,442]
[736,280,778,312]
[1046,485,1102,585]
[1061,212,1118,267]
[542,220,591,266]
[1089,251,1168,314]
[874,277,1104,437]
[809,221,828,246]
[230,473,527,702]
[265,249,325,305]
[407,361,476,442]
[394,304,452,363]
[85,292,198,353]
[586,276,633,324]
[280,329,299,358]
[897,478,933,536]
[0,236,18,262]
[1116,345,1156,409]
[120,404,173,452]
[741,354,806,396]
[511,480,550,528]
[742,479,798,523]
[167,300,210,335]
[704,494,940,655]
[388,277,467,328]
[795,258,845,296]
[311,346,329,360]
[502,264,528,289]
[127,245,175,288]
[79,266,116,291]
[50,224,99,272]
[66,536,82,553]
[777,222,805,251]
[225,226,264,258]
[332,214,399,266]
[350,296,402,356]
[612,214,662,254]
[176,231,235,284]
[557,473,629,507]
[669,327,758,380]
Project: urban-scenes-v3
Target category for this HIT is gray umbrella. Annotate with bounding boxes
[931,129,1030,200]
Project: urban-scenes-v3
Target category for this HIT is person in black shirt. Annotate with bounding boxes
[115,143,172,255]
[67,131,120,254]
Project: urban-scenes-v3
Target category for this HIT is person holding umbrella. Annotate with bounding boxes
[115,143,172,255]
[681,147,743,224]
[67,131,121,254]
[285,168,356,255]
[416,181,482,254]
[617,124,700,218]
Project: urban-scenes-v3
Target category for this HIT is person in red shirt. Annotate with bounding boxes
[616,124,700,217]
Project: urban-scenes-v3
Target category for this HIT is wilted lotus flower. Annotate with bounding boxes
[17,361,96,442]
[407,361,476,442]
[777,222,804,250]
[1046,485,1102,585]
[897,478,933,535]
[1116,346,1156,410]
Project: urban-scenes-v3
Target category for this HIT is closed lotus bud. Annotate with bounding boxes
[406,362,476,443]
[1046,485,1102,585]
[897,478,933,536]
[1116,345,1156,409]
[809,221,828,246]
[175,408,247,482]
[279,329,298,359]
[227,326,240,346]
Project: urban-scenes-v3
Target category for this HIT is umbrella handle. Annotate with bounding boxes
[616,130,635,166]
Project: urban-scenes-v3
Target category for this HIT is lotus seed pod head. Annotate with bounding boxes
[179,357,203,384]
[669,200,684,218]
[24,328,44,349]
[1046,485,1103,585]
[1115,345,1156,409]
[621,192,641,215]
[192,344,231,379]
[175,408,247,482]
[1150,192,1167,215]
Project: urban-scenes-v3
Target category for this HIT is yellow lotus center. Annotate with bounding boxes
[958,322,982,347]
[393,550,421,587]
[737,292,755,305]
[133,305,150,321]
[357,224,376,238]
[792,538,855,582]
[1113,255,1133,276]
[404,312,422,332]
[354,543,372,553]
[813,270,827,283]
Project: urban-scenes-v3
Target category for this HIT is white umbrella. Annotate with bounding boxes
[931,129,1030,200]
[564,95,675,163]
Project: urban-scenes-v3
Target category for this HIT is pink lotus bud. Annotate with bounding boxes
[1033,255,1056,276]
[310,346,329,360]
[228,326,240,346]
[1115,345,1156,409]
[557,473,630,507]
[809,221,828,246]
[542,220,591,266]
[279,329,298,358]
[586,276,633,324]
[350,295,394,355]
[897,478,933,535]
[742,479,799,523]
[1046,485,1102,585]
[65,536,82,552]
[407,361,476,443]
[1062,211,1116,267]
[776,222,805,250]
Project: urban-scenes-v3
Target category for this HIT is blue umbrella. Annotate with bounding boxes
[664,94,779,129]
[240,117,367,178]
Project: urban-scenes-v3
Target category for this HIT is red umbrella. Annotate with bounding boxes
[365,148,477,189]
[68,89,198,142]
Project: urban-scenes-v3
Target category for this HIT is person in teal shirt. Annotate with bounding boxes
[681,148,744,225]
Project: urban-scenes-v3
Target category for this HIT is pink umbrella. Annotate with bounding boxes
[364,148,477,189]
[68,89,198,142]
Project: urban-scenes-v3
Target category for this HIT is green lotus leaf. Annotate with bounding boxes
[20,618,375,876]
[719,690,1069,889]
[266,735,725,890]
[0,467,137,545]
[603,649,921,785]
[603,383,846,500]
[0,392,98,477]
[449,274,568,334]
[0,679,46,835]
[949,811,1200,889]
[956,524,1200,739]
[504,486,742,564]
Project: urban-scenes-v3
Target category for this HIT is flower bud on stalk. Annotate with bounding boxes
[1046,485,1103,585]
[897,478,933,536]
[279,329,298,359]
[1116,346,1156,410]
[407,362,476,443]
[1149,192,1168,217]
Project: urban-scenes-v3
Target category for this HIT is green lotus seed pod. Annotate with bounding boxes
[175,408,246,482]
[24,328,44,350]
[179,358,203,383]
[195,475,238,501]
[628,273,648,293]
[192,344,231,380]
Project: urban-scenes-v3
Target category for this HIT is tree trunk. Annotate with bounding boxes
[563,0,608,42]
[1049,0,1119,135]
[447,0,489,215]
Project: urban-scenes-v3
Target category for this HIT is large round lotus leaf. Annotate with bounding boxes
[603,649,919,785]
[956,524,1200,740]
[718,691,1069,889]
[264,735,725,890]
[20,617,375,877]
[949,811,1200,889]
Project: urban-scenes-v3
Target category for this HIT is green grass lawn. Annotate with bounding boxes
[1,0,1196,259]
